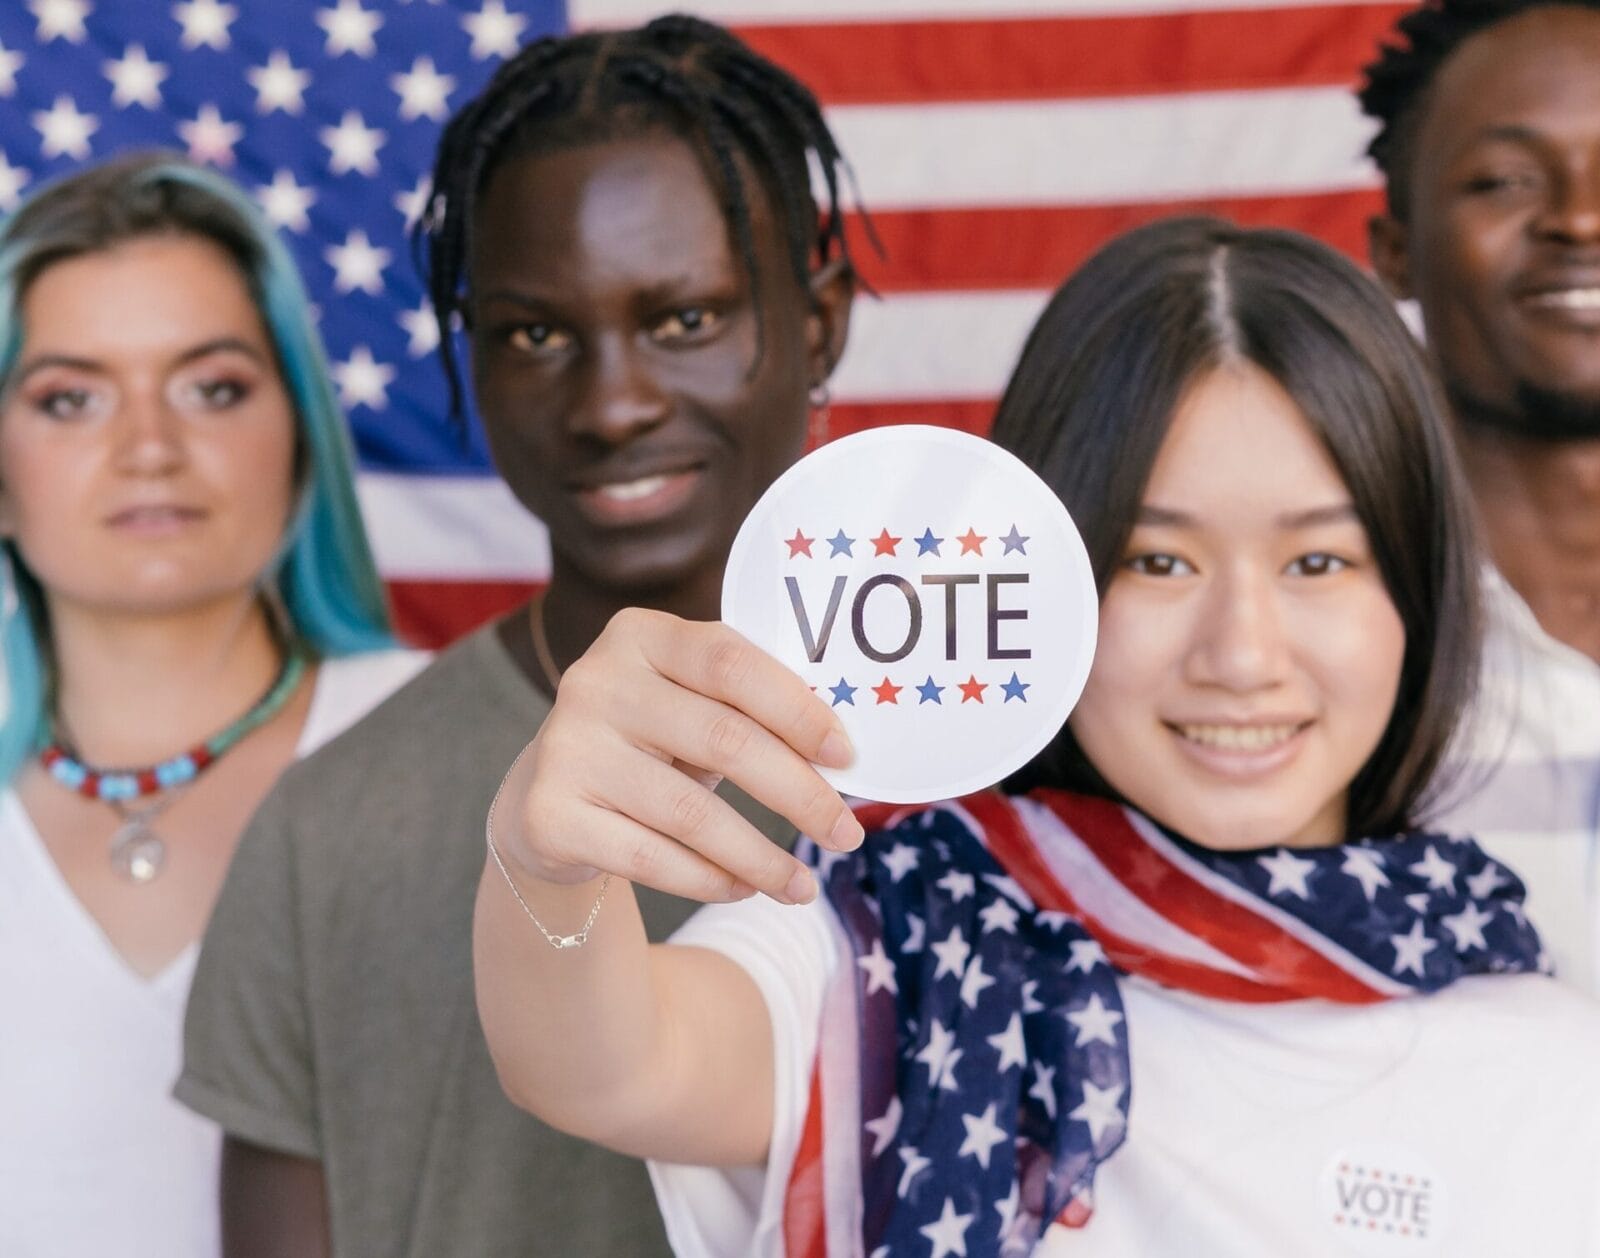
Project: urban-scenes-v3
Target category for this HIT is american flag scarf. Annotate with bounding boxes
[784,789,1548,1258]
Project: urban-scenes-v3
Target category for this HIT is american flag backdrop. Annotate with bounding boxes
[0,0,1407,648]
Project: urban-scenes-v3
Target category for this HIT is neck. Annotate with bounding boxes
[46,593,286,767]
[505,560,725,694]
[1453,421,1600,663]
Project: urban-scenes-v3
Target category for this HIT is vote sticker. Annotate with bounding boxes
[722,425,1099,803]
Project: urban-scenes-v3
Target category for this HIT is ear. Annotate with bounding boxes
[1368,213,1413,301]
[804,256,856,387]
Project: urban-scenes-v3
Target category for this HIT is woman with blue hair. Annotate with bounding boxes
[0,152,423,1256]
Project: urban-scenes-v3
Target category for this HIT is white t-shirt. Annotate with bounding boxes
[1434,571,1600,993]
[0,649,427,1258]
[651,892,1600,1258]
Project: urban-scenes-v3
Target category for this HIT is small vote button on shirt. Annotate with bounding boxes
[722,425,1098,804]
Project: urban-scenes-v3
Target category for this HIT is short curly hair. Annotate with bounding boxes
[1359,0,1600,217]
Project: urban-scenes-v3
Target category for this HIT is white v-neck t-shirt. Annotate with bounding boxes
[651,892,1600,1258]
[0,649,426,1258]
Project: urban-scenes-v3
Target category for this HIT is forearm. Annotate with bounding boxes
[221,1140,330,1258]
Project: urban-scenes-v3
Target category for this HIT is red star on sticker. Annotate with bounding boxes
[958,674,987,703]
[872,676,902,705]
[957,527,987,555]
[785,529,815,558]
[871,528,902,557]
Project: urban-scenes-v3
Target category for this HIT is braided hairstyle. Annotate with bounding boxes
[422,13,866,420]
[1359,0,1600,218]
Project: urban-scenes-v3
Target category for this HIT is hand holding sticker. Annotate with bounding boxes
[722,425,1099,803]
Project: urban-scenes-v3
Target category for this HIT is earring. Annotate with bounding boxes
[807,381,832,450]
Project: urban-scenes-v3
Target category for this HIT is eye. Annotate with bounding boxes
[34,387,98,420]
[652,306,720,342]
[1125,552,1195,577]
[1461,169,1543,198]
[1286,552,1350,577]
[507,323,572,355]
[189,378,248,408]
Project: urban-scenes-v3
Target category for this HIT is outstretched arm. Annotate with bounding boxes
[474,608,862,1168]
[221,1139,330,1258]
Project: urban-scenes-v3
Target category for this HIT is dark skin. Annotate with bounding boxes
[221,132,852,1255]
[1370,6,1600,661]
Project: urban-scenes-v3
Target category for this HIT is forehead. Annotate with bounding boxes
[1417,7,1600,156]
[470,133,784,291]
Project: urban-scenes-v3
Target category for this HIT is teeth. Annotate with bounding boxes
[597,475,669,502]
[1177,723,1301,752]
[1528,289,1600,310]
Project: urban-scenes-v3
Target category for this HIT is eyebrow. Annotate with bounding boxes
[1136,502,1360,529]
[1458,123,1543,152]
[10,336,268,385]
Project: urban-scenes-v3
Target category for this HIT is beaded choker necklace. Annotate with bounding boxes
[42,653,306,882]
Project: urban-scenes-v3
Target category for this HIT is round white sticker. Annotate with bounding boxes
[721,425,1099,803]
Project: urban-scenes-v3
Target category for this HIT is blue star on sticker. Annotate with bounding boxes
[914,527,944,556]
[827,529,856,557]
[829,678,858,706]
[1001,672,1030,702]
[916,676,944,704]
[999,525,1030,555]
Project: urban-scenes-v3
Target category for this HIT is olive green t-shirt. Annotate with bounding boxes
[177,622,794,1257]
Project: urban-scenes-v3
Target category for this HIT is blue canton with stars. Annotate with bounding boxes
[0,0,563,475]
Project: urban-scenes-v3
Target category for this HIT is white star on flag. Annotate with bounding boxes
[1021,979,1043,1014]
[977,895,1019,935]
[320,110,385,176]
[986,1012,1027,1072]
[1068,1079,1126,1145]
[173,0,236,51]
[1066,939,1107,973]
[959,954,995,1009]
[1036,910,1073,932]
[178,103,243,166]
[104,44,168,109]
[1027,1062,1058,1119]
[258,169,316,233]
[1390,917,1439,977]
[333,345,395,410]
[1409,844,1458,895]
[996,1181,1021,1245]
[1466,861,1509,901]
[0,41,22,95]
[931,926,971,981]
[1442,901,1494,952]
[0,154,28,211]
[920,1197,975,1258]
[958,1102,1008,1169]
[1065,992,1124,1048]
[1258,847,1317,899]
[897,1146,930,1199]
[326,229,390,295]
[864,1096,902,1157]
[462,0,526,60]
[30,0,89,44]
[935,869,977,902]
[856,937,898,996]
[248,50,311,115]
[317,0,383,57]
[915,1018,962,1091]
[1340,847,1390,901]
[394,174,432,229]
[32,95,97,159]
[880,842,920,883]
[391,54,455,121]
[903,913,925,953]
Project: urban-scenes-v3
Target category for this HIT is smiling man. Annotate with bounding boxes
[1361,1,1600,989]
[174,17,856,1257]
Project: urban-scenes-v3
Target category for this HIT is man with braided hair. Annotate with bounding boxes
[1361,0,1600,990]
[177,17,857,1256]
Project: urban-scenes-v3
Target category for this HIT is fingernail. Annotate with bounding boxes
[818,729,854,768]
[828,809,864,851]
[783,865,817,905]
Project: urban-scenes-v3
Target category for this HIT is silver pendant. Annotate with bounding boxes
[110,817,166,883]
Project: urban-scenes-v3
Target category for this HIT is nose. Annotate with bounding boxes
[568,332,670,445]
[1183,566,1291,694]
[112,388,185,476]
[1533,163,1600,246]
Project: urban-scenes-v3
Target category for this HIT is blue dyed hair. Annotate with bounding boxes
[0,152,393,782]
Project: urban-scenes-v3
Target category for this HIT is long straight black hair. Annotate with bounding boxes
[994,217,1480,838]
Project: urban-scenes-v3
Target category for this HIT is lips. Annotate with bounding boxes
[568,465,707,527]
[1514,272,1600,328]
[1164,718,1314,780]
[104,503,207,534]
